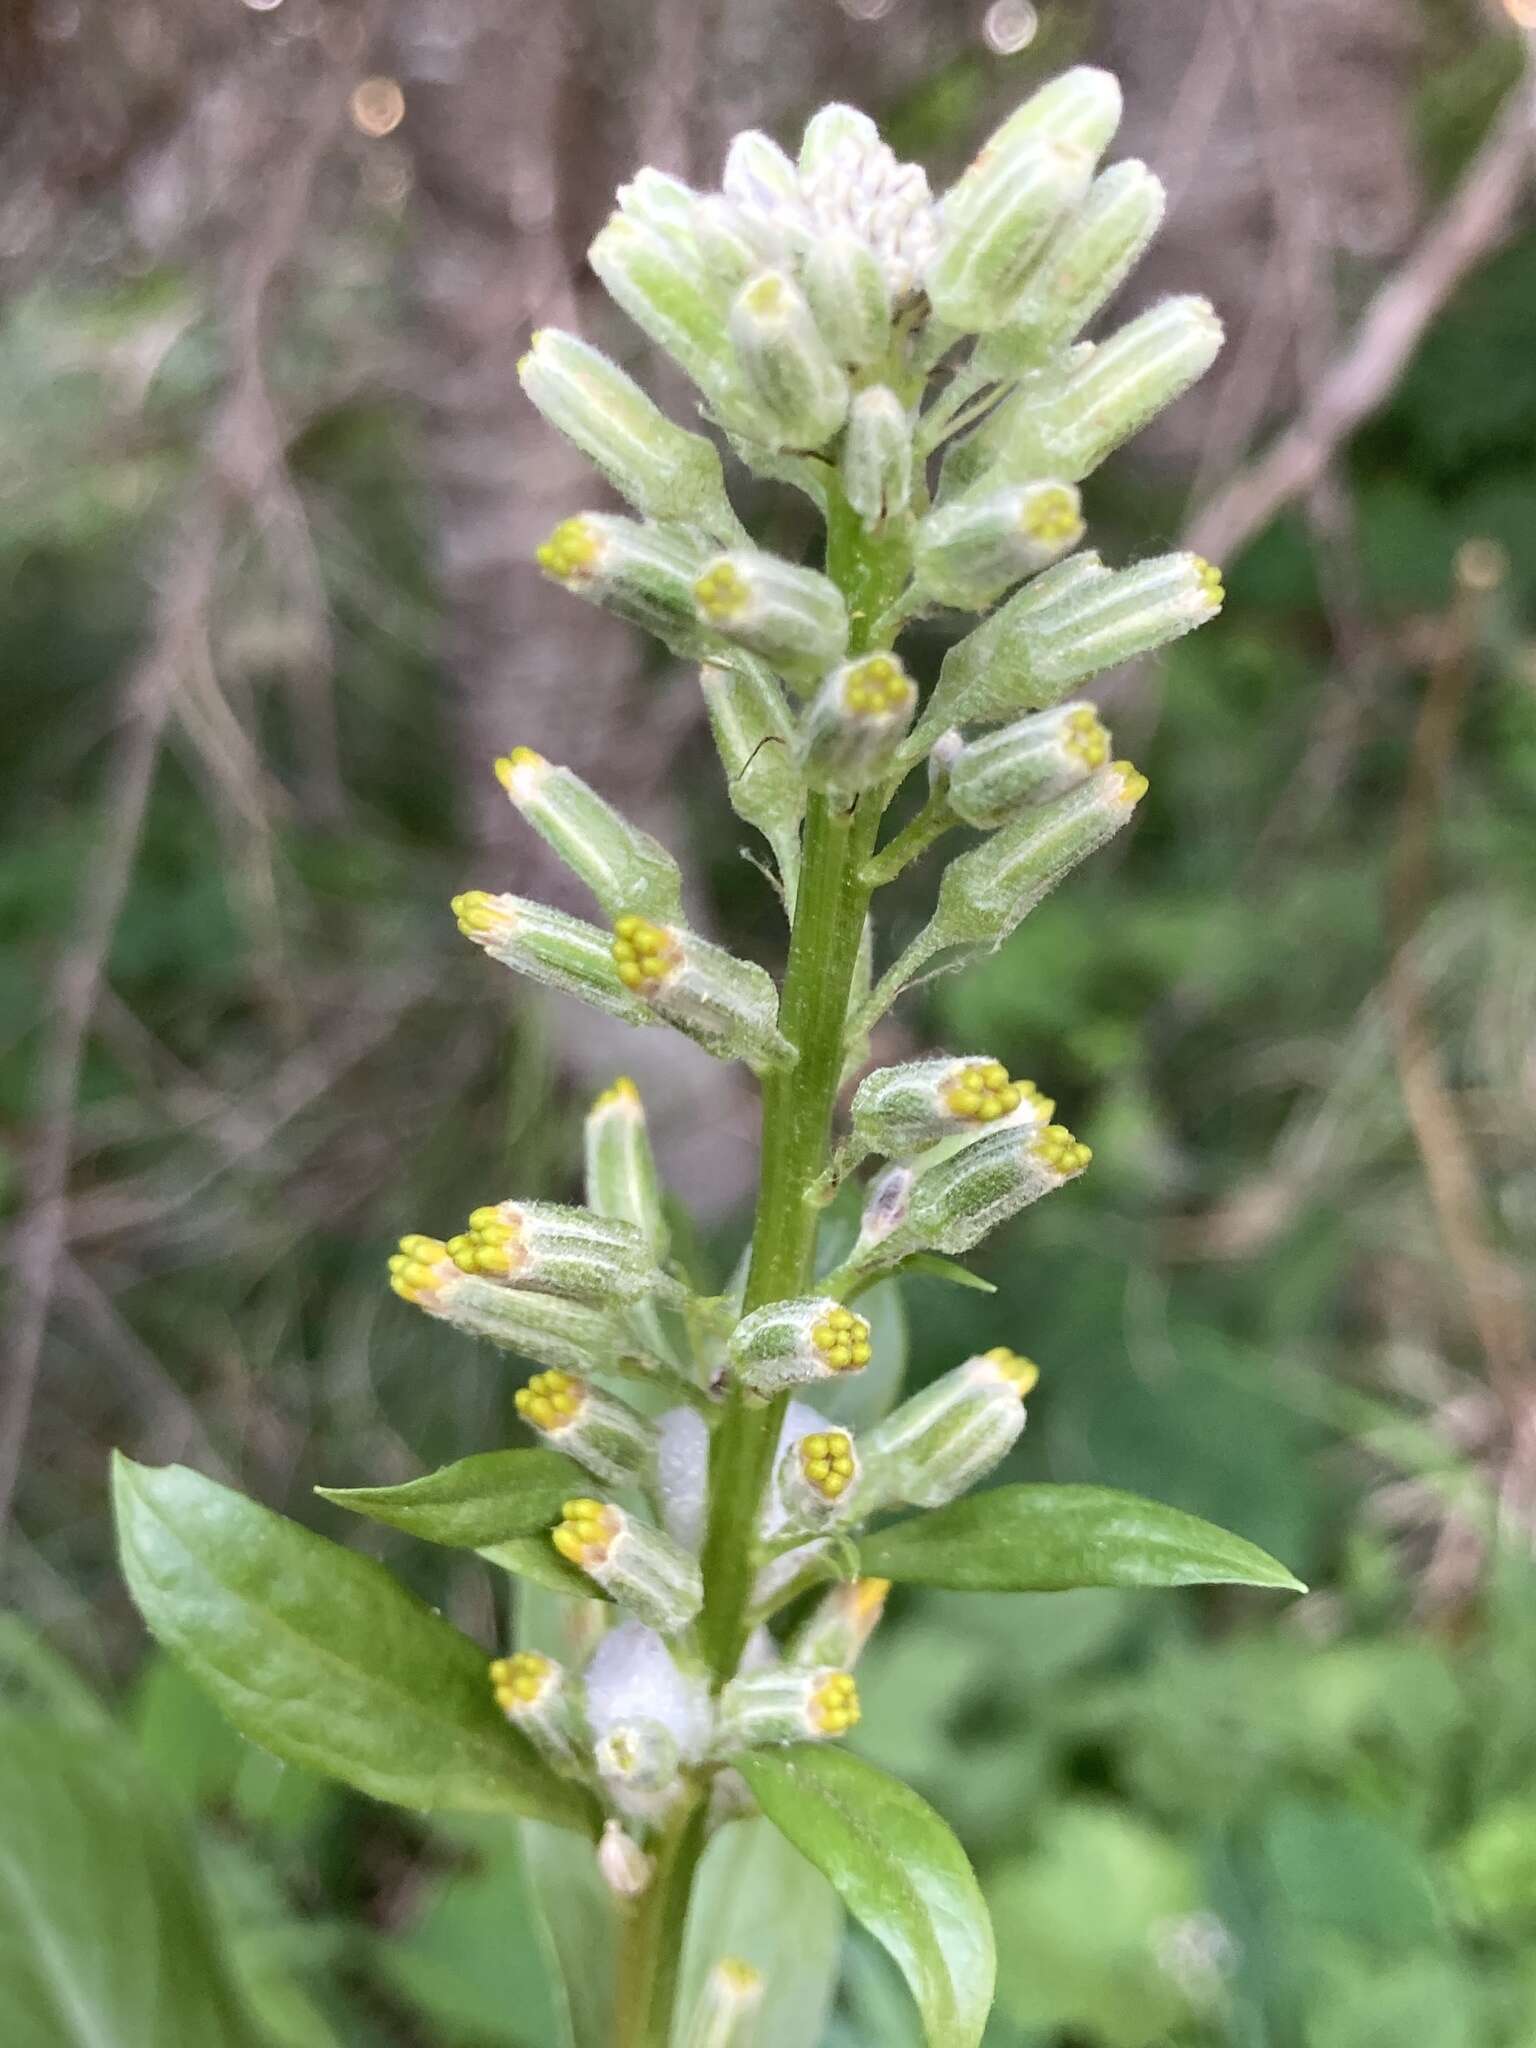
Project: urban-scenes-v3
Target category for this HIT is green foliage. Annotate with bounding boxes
[317,1449,590,1548]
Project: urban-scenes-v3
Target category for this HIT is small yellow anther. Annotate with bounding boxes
[611,914,680,996]
[452,889,516,939]
[942,1059,1036,1125]
[1063,706,1109,769]
[742,273,786,317]
[809,1305,872,1373]
[1032,1123,1092,1176]
[693,561,753,624]
[489,1649,555,1712]
[552,1497,621,1569]
[808,1671,861,1736]
[1192,556,1225,610]
[840,655,915,720]
[494,746,548,795]
[1021,485,1084,547]
[516,1369,588,1433]
[1111,759,1149,806]
[799,1429,857,1500]
[591,1075,643,1115]
[536,516,603,583]
[982,1346,1040,1397]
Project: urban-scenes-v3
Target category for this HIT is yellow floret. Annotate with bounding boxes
[489,1650,555,1713]
[552,1497,621,1569]
[386,1235,452,1305]
[809,1305,873,1373]
[493,747,549,796]
[808,1671,861,1736]
[1032,1123,1093,1177]
[1111,759,1149,806]
[1063,706,1109,770]
[1021,485,1084,546]
[516,1369,587,1433]
[941,1058,1047,1125]
[982,1346,1040,1398]
[1192,556,1225,609]
[536,516,603,583]
[798,1430,857,1500]
[449,1204,526,1279]
[693,560,753,624]
[591,1075,643,1115]
[840,655,914,719]
[611,913,680,995]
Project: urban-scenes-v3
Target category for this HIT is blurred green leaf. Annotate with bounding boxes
[859,1484,1306,1593]
[481,1535,611,1600]
[114,1456,597,1832]
[317,1449,587,1548]
[737,1745,994,2048]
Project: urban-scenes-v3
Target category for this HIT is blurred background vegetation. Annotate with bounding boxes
[3,0,1536,2042]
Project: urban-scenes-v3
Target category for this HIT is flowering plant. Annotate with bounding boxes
[115,67,1301,2048]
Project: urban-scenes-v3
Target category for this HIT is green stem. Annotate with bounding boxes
[862,786,958,888]
[614,1793,709,2048]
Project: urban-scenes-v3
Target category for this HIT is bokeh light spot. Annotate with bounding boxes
[983,0,1038,53]
[350,76,406,137]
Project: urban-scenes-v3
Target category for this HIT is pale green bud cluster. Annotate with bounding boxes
[842,385,912,528]
[388,1248,639,1377]
[717,1664,862,1750]
[913,480,1085,610]
[552,1498,703,1634]
[693,551,848,688]
[800,652,918,798]
[698,658,804,900]
[494,748,683,923]
[583,1076,668,1259]
[867,1347,1039,1507]
[610,913,795,1074]
[441,1197,676,1307]
[947,701,1112,826]
[849,1054,1055,1164]
[451,890,655,1027]
[489,1651,586,1772]
[514,1369,657,1491]
[534,512,714,658]
[728,1297,874,1396]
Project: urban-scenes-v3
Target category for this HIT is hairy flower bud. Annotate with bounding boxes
[692,194,777,287]
[444,1199,672,1307]
[723,129,805,219]
[595,1719,684,1818]
[919,551,1223,736]
[488,1651,585,1771]
[617,166,705,248]
[588,216,754,426]
[985,160,1166,367]
[534,513,713,657]
[866,1347,1039,1507]
[452,891,654,1028]
[787,1576,891,1670]
[798,109,938,301]
[584,1076,668,1258]
[551,1499,703,1633]
[686,1959,766,2048]
[699,658,805,896]
[851,1122,1092,1275]
[494,749,684,923]
[388,1242,640,1376]
[729,1298,873,1396]
[799,652,917,798]
[850,1055,1054,1162]
[990,64,1125,158]
[728,270,849,449]
[514,1370,657,1490]
[802,228,892,367]
[693,551,849,688]
[609,914,795,1073]
[598,1819,653,1898]
[717,1664,861,1750]
[518,329,742,538]
[841,385,913,530]
[946,703,1111,826]
[912,481,1084,610]
[927,136,1092,332]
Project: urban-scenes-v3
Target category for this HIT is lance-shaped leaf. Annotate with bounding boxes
[736,1746,994,2048]
[858,1483,1305,1593]
[113,1456,599,1833]
[480,1537,611,1603]
[317,1449,587,1549]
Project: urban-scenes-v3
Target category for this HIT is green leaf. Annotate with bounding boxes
[675,1816,844,2048]
[0,1714,271,2048]
[317,1448,586,1548]
[891,1253,997,1295]
[859,1484,1306,1594]
[736,1745,994,2048]
[113,1455,598,1833]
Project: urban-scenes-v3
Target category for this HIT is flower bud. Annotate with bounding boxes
[798,102,880,180]
[452,891,654,1028]
[693,194,777,287]
[488,1651,585,1771]
[693,552,849,689]
[947,702,1111,827]
[723,129,806,220]
[595,1719,683,1817]
[777,1425,862,1524]
[799,652,917,799]
[987,160,1166,365]
[866,1347,1038,1508]
[551,1499,703,1633]
[584,1076,668,1258]
[518,329,741,538]
[850,1055,1054,1161]
[984,65,1123,161]
[699,658,805,895]
[514,1370,657,1490]
[388,1243,638,1376]
[979,297,1225,486]
[589,217,758,428]
[585,1617,714,1760]
[853,1122,1092,1273]
[494,749,684,924]
[802,229,892,367]
[841,385,913,529]
[728,270,850,449]
[800,122,939,302]
[445,1199,672,1307]
[921,551,1223,734]
[912,481,1084,610]
[655,1405,709,1554]
[609,915,795,1074]
[686,1959,765,2048]
[926,136,1092,332]
[598,1819,653,1898]
[717,1664,861,1750]
[787,1576,891,1670]
[729,1298,873,1396]
[534,513,713,658]
[617,167,705,250]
